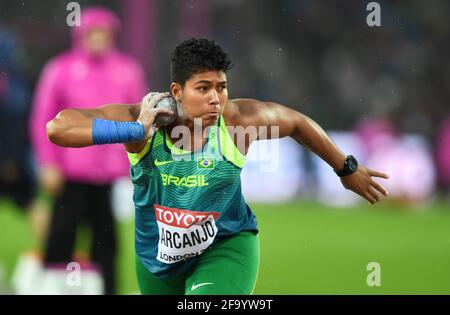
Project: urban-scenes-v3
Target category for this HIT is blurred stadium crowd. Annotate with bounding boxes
[0,0,449,294]
[1,0,449,200]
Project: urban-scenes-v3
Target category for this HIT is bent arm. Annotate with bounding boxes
[274,103,347,171]
[232,98,389,204]
[232,99,346,170]
[46,104,140,148]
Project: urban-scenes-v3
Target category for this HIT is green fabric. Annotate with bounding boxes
[136,231,260,295]
[130,116,246,223]
[127,115,246,167]
[164,128,193,155]
[131,115,258,280]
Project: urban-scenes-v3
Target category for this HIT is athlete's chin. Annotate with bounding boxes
[201,113,219,126]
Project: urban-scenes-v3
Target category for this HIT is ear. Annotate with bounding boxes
[170,82,182,102]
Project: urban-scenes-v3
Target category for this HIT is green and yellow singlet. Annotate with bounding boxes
[128,115,258,280]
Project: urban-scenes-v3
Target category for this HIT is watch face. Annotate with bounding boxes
[347,156,358,172]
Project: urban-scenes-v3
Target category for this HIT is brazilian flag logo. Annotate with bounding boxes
[197,157,215,170]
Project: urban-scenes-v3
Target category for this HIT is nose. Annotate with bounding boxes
[209,89,220,106]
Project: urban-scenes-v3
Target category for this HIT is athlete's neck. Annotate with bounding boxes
[166,116,215,152]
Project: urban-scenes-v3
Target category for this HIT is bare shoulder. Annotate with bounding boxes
[223,98,275,127]
[223,98,303,143]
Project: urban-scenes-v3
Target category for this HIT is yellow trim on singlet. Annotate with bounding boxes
[127,139,152,166]
[164,128,193,155]
[127,115,247,168]
[219,115,246,168]
[127,129,165,166]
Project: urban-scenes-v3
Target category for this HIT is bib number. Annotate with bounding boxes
[154,204,220,264]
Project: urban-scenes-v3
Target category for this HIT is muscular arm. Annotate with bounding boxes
[46,103,142,151]
[268,102,347,170]
[229,98,389,204]
[46,92,172,153]
[228,99,346,169]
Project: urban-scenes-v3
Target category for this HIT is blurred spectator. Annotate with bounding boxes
[29,6,146,294]
[355,118,398,158]
[356,118,436,205]
[0,30,37,221]
[436,118,450,192]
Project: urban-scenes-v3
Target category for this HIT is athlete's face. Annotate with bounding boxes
[171,70,228,128]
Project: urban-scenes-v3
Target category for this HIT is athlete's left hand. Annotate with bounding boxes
[340,166,389,204]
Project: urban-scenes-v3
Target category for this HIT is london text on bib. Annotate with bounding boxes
[154,204,220,264]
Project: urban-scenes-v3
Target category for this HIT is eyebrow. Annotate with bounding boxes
[194,80,227,85]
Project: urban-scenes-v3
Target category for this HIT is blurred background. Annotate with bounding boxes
[0,0,449,294]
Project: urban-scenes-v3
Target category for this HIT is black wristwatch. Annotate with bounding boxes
[335,155,358,177]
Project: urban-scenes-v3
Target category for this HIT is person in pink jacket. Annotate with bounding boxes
[29,6,146,294]
[436,118,450,192]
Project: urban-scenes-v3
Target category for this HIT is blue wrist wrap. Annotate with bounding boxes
[92,119,146,144]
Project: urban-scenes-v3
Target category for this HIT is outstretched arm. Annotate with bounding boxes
[46,104,139,147]
[230,98,389,204]
[46,92,172,153]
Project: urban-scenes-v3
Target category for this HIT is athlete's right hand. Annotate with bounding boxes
[137,92,174,139]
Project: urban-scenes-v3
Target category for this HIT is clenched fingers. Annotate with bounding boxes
[142,92,171,109]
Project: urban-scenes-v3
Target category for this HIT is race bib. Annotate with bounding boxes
[154,204,220,264]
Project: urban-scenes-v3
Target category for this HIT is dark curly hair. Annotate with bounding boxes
[170,38,233,87]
